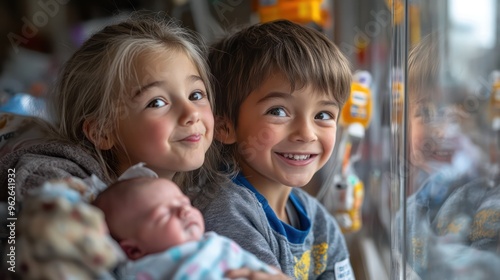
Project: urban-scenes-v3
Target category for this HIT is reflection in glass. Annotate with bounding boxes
[396,0,500,279]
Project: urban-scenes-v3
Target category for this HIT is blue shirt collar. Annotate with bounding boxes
[233,173,311,244]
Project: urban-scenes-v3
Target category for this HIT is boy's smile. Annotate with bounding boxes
[230,73,339,191]
[410,104,469,173]
[275,153,318,166]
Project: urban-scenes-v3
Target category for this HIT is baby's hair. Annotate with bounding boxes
[93,177,150,205]
[208,19,351,171]
[43,11,220,188]
[93,177,156,241]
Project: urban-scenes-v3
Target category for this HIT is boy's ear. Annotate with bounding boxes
[215,116,236,144]
[83,119,114,150]
[119,239,145,260]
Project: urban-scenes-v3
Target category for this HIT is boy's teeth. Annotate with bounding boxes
[283,153,310,160]
[434,150,452,157]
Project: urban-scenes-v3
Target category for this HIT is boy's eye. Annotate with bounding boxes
[147,99,167,108]
[315,111,334,120]
[189,91,205,101]
[415,105,435,123]
[266,107,287,117]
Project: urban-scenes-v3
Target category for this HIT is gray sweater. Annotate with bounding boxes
[0,141,107,201]
[191,174,353,280]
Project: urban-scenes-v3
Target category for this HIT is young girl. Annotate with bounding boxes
[0,12,217,197]
[1,12,287,280]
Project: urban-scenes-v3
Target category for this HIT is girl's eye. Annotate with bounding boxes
[315,111,334,120]
[189,91,205,101]
[147,99,167,108]
[266,107,287,117]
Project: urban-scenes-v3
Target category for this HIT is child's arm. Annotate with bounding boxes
[225,268,291,279]
[293,189,354,280]
[0,141,106,201]
[198,186,282,270]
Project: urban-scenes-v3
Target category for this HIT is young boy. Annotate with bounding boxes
[190,20,354,279]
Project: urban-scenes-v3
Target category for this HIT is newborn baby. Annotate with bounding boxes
[93,164,277,279]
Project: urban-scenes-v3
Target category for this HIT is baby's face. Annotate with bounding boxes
[131,179,205,255]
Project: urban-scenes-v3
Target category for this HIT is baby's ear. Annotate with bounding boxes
[83,119,114,150]
[215,116,236,144]
[119,239,145,260]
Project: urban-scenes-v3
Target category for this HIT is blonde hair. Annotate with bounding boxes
[208,19,352,173]
[46,11,219,188]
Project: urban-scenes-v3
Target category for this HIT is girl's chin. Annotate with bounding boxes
[180,163,204,172]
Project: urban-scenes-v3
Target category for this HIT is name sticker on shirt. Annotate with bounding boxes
[334,258,354,280]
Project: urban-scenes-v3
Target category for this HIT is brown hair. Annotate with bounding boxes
[207,19,351,173]
[408,33,443,104]
[209,19,352,127]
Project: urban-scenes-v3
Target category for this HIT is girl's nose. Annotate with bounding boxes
[179,102,200,126]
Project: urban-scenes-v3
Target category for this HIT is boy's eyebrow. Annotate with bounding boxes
[257,91,340,107]
[256,91,292,103]
[319,100,340,108]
